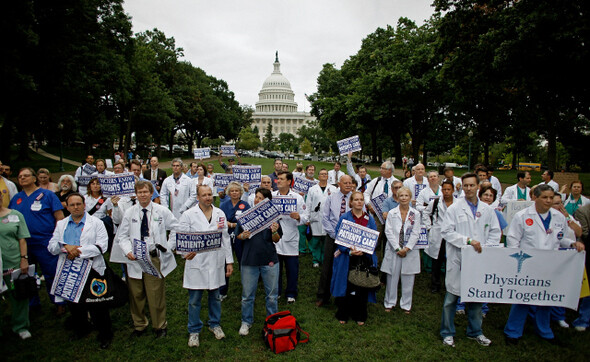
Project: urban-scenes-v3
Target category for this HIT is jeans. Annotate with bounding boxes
[504,304,553,339]
[573,296,590,328]
[241,263,279,325]
[188,288,221,334]
[278,255,299,298]
[440,292,483,338]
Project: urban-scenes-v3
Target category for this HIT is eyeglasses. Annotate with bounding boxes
[18,174,32,179]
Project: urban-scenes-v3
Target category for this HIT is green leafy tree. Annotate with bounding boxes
[262,122,275,150]
[278,133,298,153]
[236,127,261,150]
[300,138,314,154]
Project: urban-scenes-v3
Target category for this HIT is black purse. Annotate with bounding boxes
[78,264,128,308]
[13,273,38,300]
[348,264,380,289]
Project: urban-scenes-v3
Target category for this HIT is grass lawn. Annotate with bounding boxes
[9,149,78,174]
[1,252,586,361]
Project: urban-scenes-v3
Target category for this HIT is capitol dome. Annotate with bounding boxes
[251,52,315,140]
[255,51,298,113]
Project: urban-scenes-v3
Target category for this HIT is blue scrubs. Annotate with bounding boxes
[9,189,64,305]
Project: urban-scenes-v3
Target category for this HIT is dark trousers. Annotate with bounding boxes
[431,240,446,291]
[68,302,113,342]
[335,283,369,323]
[317,235,336,302]
[278,255,299,298]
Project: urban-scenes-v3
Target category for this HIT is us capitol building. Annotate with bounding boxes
[251,52,315,139]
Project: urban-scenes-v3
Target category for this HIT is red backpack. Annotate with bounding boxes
[262,311,309,354]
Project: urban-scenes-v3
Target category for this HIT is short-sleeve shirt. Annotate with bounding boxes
[9,188,63,245]
[236,224,282,266]
[0,210,31,269]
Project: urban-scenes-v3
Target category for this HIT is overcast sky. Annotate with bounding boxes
[123,0,436,111]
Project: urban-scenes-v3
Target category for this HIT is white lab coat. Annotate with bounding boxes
[116,202,178,279]
[501,184,531,203]
[272,190,307,256]
[110,196,137,263]
[489,175,503,201]
[538,180,559,193]
[305,183,337,236]
[506,205,575,250]
[423,198,453,259]
[169,205,233,290]
[2,176,18,202]
[416,186,441,213]
[191,176,214,195]
[403,176,427,200]
[440,198,501,296]
[382,206,422,275]
[364,175,399,205]
[327,169,345,185]
[160,173,197,218]
[84,194,113,219]
[48,213,108,274]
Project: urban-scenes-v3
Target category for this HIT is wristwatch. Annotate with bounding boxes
[21,255,28,259]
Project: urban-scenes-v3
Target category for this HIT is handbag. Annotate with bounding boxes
[348,264,380,289]
[263,311,309,354]
[13,273,38,300]
[79,264,128,308]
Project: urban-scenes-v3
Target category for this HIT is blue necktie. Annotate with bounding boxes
[383,179,389,196]
[141,209,149,240]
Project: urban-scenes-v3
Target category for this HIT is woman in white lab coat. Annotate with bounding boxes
[381,186,421,313]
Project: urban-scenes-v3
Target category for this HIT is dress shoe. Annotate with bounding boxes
[155,328,168,338]
[131,329,146,338]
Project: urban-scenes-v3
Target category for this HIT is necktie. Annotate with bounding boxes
[399,221,405,247]
[360,179,366,193]
[339,195,346,217]
[141,208,149,240]
[152,170,156,180]
[383,179,389,196]
[131,198,137,205]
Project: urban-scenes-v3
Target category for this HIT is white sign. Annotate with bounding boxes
[221,145,235,157]
[503,201,534,227]
[336,135,362,155]
[193,148,211,160]
[461,247,585,310]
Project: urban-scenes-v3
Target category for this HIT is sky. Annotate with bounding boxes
[123,0,436,111]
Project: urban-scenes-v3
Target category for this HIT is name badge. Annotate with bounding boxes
[236,211,242,216]
[31,201,42,211]
[174,189,179,197]
[8,215,19,223]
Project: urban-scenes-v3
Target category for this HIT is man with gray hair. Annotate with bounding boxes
[160,158,197,218]
[403,163,427,206]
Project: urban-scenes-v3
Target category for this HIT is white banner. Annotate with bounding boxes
[461,247,585,310]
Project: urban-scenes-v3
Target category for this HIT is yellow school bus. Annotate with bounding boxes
[518,163,541,171]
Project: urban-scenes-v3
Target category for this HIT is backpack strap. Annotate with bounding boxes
[429,197,440,224]
[88,196,107,216]
[369,177,382,199]
[296,323,310,344]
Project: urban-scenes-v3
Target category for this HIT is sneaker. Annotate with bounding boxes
[239,323,251,336]
[469,334,492,346]
[574,326,586,332]
[209,326,225,340]
[456,309,465,315]
[442,336,455,347]
[313,263,320,268]
[188,333,199,347]
[557,320,569,328]
[287,297,296,304]
[18,330,32,340]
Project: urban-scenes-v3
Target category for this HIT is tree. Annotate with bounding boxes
[296,120,331,154]
[262,122,275,150]
[300,138,314,154]
[236,127,261,150]
[278,133,298,153]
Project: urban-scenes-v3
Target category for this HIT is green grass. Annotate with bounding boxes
[9,149,78,174]
[1,251,587,360]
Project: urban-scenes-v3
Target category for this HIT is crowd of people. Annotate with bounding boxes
[0,153,589,351]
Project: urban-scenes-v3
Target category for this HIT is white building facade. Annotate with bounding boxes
[251,52,315,139]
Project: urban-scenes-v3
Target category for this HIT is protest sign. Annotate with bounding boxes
[415,227,428,249]
[50,256,93,303]
[236,198,281,237]
[503,200,534,227]
[221,145,235,157]
[271,196,298,216]
[149,179,158,188]
[461,247,585,310]
[292,177,318,195]
[132,238,162,278]
[77,175,94,187]
[193,147,211,160]
[214,174,234,192]
[98,173,136,197]
[335,220,380,254]
[176,231,223,253]
[336,135,362,155]
[83,164,97,175]
[232,165,262,190]
[370,194,388,224]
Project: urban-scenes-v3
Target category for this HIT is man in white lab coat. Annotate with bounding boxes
[171,184,233,348]
[504,184,584,345]
[160,158,197,218]
[440,173,501,348]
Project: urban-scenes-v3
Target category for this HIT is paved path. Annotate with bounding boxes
[30,147,81,167]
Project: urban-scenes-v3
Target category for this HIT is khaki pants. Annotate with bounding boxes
[127,256,167,330]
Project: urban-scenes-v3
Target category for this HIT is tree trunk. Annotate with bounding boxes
[370,128,378,163]
[483,138,490,166]
[124,112,133,158]
[391,132,402,167]
[511,144,518,170]
[547,123,557,171]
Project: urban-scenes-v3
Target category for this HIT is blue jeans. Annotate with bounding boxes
[456,297,489,314]
[187,288,221,334]
[278,255,299,298]
[573,297,590,328]
[241,263,279,325]
[504,304,553,339]
[440,292,483,338]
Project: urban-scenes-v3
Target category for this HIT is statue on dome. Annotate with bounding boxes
[275,51,279,62]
